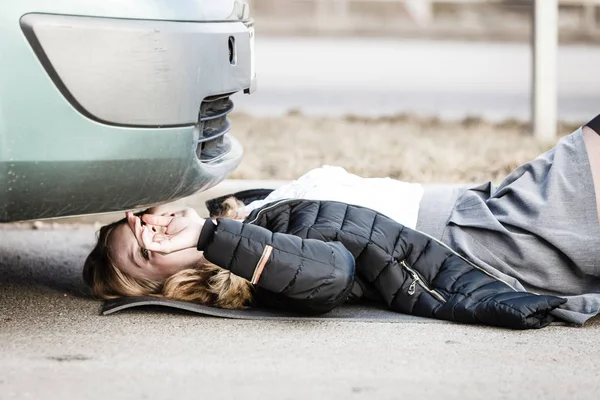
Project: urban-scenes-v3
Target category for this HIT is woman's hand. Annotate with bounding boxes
[125,208,206,254]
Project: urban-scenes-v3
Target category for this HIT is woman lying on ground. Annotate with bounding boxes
[83,115,600,329]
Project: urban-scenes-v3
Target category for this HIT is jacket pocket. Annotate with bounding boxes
[400,260,447,303]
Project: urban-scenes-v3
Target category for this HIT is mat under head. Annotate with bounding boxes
[103,296,448,324]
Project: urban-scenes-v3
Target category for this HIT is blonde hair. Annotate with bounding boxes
[82,216,253,310]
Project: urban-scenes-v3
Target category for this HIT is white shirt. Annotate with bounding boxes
[245,166,424,229]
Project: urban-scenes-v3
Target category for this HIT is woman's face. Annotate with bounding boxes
[107,216,204,282]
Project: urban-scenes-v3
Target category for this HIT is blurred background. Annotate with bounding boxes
[226,0,600,183]
[249,0,600,41]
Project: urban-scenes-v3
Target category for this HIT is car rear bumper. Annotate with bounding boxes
[0,7,253,222]
[21,13,255,127]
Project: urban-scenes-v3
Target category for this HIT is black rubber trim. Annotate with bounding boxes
[198,138,233,163]
[197,119,232,143]
[200,99,234,122]
[203,93,235,102]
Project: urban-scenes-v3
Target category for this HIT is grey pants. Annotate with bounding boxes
[417,127,600,325]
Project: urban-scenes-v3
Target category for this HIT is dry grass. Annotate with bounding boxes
[229,112,580,184]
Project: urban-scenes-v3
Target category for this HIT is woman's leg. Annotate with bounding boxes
[582,125,600,222]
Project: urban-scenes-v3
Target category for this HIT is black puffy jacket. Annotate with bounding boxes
[198,197,566,329]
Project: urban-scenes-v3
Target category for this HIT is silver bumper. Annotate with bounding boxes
[21,13,256,127]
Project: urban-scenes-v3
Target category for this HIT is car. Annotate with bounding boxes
[0,0,256,222]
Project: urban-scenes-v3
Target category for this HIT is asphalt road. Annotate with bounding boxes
[233,38,600,122]
[4,35,600,395]
[2,183,600,399]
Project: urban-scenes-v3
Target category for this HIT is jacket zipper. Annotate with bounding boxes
[417,231,520,293]
[246,199,295,225]
[400,260,447,303]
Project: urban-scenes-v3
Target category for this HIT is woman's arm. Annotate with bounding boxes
[136,210,355,315]
[198,218,356,315]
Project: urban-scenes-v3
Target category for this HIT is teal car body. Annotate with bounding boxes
[0,0,255,222]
